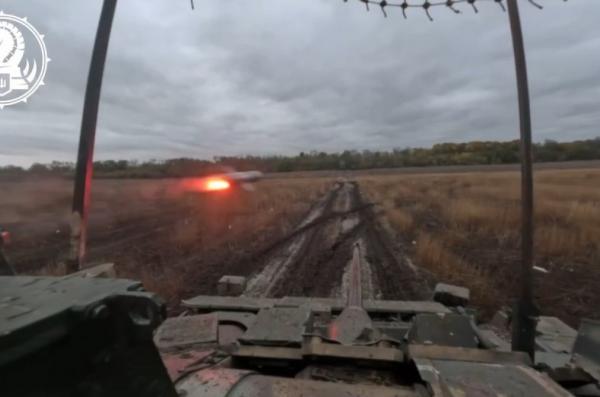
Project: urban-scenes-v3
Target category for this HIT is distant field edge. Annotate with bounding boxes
[264,160,600,179]
[4,160,600,182]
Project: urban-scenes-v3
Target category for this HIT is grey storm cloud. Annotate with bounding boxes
[0,0,599,166]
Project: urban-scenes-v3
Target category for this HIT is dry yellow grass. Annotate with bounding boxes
[387,207,414,234]
[359,167,600,323]
[413,231,502,313]
[1,176,333,310]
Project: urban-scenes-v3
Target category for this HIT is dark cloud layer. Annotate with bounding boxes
[1,0,599,166]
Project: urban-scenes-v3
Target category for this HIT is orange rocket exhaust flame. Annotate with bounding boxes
[204,178,231,191]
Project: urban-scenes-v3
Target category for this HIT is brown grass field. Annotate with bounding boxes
[359,167,600,325]
[1,164,599,324]
[1,177,332,310]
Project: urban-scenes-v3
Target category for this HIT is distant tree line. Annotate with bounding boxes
[2,138,600,179]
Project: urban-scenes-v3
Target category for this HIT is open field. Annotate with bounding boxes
[265,159,600,179]
[359,167,600,325]
[1,176,426,312]
[0,177,332,310]
[2,163,599,326]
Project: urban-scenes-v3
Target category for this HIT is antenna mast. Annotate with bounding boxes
[68,0,118,272]
[506,0,537,358]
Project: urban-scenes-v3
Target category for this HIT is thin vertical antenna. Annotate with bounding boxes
[68,0,118,272]
[507,0,537,359]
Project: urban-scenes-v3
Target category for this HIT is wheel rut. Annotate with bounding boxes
[243,181,430,301]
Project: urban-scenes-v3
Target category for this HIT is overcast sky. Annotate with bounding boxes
[0,0,598,166]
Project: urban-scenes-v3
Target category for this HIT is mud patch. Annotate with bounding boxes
[242,181,429,301]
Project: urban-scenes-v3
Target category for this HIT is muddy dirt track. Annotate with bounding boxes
[242,181,430,301]
[3,179,431,309]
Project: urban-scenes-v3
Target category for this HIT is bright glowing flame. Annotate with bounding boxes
[205,178,231,191]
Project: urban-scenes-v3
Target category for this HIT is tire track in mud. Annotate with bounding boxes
[244,183,342,297]
[243,181,430,301]
[355,187,430,301]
